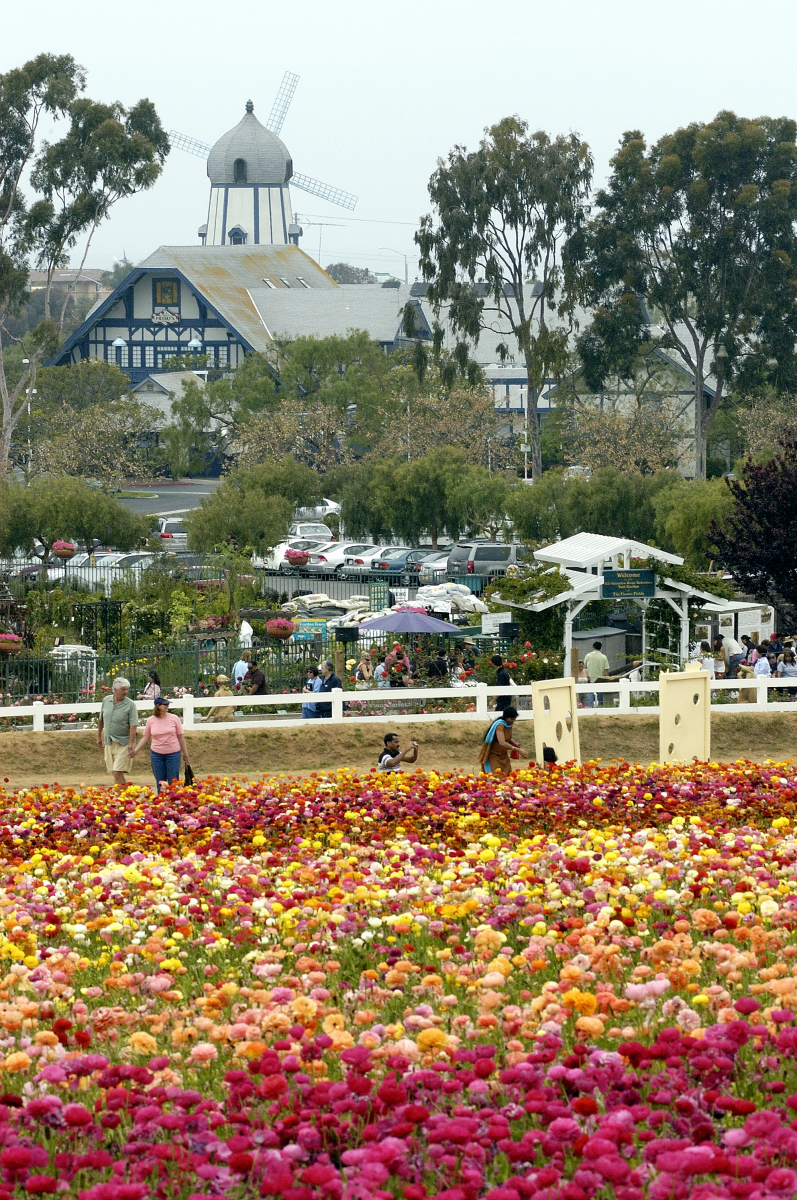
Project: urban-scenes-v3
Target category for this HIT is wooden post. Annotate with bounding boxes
[334,644,345,679]
[570,647,580,680]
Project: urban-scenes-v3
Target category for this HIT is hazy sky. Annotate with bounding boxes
[5,0,797,278]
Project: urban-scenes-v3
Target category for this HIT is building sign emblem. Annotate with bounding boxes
[152,308,179,325]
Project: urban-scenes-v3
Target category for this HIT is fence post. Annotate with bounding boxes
[475,683,488,719]
[757,678,769,710]
[32,701,45,733]
[618,678,631,714]
[182,694,195,730]
[331,688,344,721]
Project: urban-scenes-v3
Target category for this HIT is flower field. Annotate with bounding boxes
[0,763,796,1198]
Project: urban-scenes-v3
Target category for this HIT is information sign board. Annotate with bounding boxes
[293,618,328,642]
[600,569,655,600]
[368,581,390,610]
[482,611,513,634]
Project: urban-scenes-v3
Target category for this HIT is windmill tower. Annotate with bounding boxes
[170,73,357,249]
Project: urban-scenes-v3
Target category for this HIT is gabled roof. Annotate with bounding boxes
[534,533,683,571]
[248,284,428,344]
[131,370,204,396]
[49,245,337,365]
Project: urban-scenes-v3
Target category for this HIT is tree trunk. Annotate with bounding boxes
[523,354,543,480]
[693,354,706,481]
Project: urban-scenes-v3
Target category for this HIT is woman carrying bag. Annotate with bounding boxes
[130,697,191,791]
[478,705,524,776]
[354,653,373,689]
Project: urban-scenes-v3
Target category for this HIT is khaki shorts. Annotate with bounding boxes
[104,742,131,773]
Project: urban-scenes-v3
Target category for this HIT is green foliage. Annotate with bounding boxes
[485,562,571,648]
[324,263,378,285]
[507,467,677,544]
[652,478,735,568]
[35,360,130,413]
[101,259,134,290]
[0,476,149,558]
[632,556,735,600]
[579,110,797,477]
[416,116,593,477]
[0,54,168,471]
[184,457,319,556]
[338,451,511,546]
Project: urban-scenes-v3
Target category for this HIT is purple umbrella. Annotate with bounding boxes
[358,611,460,634]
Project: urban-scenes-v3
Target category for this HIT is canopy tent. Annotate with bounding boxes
[358,612,460,634]
[491,533,727,676]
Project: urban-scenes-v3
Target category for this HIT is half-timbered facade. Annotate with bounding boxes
[50,244,336,384]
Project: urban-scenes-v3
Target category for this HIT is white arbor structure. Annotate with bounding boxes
[492,533,726,675]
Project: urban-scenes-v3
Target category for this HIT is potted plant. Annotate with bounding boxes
[52,540,76,561]
[284,547,311,568]
[0,633,23,655]
[265,618,295,641]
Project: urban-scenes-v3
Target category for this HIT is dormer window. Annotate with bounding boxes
[228,226,247,245]
[233,158,247,183]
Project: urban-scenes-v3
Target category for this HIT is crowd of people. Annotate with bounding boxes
[700,632,797,697]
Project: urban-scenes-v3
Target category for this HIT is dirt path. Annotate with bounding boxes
[0,712,794,790]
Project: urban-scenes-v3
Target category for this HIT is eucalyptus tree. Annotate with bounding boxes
[0,54,169,471]
[578,110,797,479]
[416,117,593,478]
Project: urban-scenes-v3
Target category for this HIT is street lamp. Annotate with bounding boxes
[112,337,127,367]
[187,337,202,352]
[380,247,409,286]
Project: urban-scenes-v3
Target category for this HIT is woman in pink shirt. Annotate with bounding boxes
[130,697,191,790]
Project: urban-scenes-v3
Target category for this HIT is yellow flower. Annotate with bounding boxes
[574,1016,605,1037]
[563,990,598,1016]
[128,1031,158,1055]
[416,1028,449,1053]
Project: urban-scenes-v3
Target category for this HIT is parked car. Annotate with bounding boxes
[253,539,327,573]
[48,551,112,582]
[155,517,188,545]
[417,549,451,584]
[304,542,377,576]
[339,546,410,580]
[366,547,433,584]
[446,541,527,577]
[288,521,335,541]
[70,552,156,591]
[293,498,341,521]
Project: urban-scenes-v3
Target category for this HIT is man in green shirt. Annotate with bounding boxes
[583,641,611,708]
[97,677,138,785]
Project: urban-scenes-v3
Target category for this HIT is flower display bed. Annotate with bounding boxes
[0,762,796,1196]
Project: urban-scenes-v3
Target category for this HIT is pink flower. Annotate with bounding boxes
[188,1042,218,1065]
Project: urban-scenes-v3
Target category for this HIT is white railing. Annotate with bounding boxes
[2,676,791,732]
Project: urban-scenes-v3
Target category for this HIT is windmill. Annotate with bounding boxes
[170,71,357,250]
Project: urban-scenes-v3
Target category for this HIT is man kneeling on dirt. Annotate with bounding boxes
[378,732,419,772]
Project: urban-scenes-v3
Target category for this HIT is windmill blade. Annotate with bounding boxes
[291,173,358,211]
[169,130,211,159]
[266,71,299,136]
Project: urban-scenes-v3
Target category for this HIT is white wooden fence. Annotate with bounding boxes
[1,676,790,733]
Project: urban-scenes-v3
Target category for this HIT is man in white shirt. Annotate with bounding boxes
[232,651,251,692]
[714,634,743,677]
[753,651,771,677]
[238,618,254,648]
[583,641,610,706]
